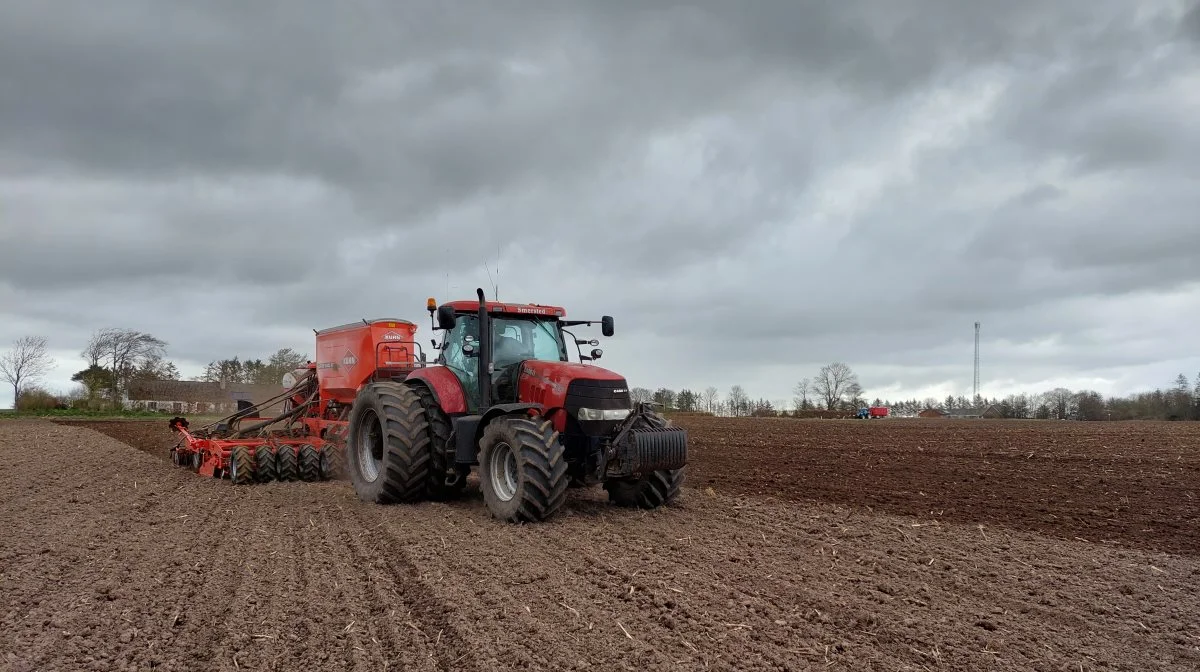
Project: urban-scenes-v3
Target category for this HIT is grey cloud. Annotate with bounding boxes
[1182,2,1200,41]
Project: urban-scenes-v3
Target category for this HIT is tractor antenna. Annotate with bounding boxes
[484,257,499,302]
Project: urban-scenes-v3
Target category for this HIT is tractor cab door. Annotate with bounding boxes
[441,314,482,412]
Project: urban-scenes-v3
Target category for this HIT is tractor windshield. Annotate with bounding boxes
[492,316,568,369]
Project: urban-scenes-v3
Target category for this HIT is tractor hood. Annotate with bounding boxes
[517,359,626,390]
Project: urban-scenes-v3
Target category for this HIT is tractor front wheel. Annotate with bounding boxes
[478,416,568,523]
[604,468,685,509]
[345,382,431,504]
[604,407,686,509]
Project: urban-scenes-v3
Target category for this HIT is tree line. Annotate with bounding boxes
[1,328,309,411]
[634,363,1200,422]
[4,334,1198,421]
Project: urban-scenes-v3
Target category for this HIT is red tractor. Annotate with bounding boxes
[345,289,689,522]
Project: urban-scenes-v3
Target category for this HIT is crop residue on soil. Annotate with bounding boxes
[2,417,1195,670]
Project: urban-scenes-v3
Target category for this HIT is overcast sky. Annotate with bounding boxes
[2,1,1199,410]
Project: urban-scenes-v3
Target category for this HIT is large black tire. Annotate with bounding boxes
[345,382,431,504]
[230,446,255,485]
[255,445,278,482]
[409,383,465,501]
[298,443,321,482]
[478,416,568,523]
[277,445,299,482]
[604,468,685,508]
[604,408,686,509]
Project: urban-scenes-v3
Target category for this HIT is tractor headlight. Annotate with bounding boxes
[577,407,631,421]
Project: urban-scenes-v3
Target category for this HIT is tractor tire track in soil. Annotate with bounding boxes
[3,418,1198,670]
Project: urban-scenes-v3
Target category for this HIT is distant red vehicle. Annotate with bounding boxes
[856,406,889,419]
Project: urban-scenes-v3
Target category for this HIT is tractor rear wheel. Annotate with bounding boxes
[298,443,321,482]
[409,383,465,501]
[478,416,568,523]
[276,445,299,481]
[230,446,255,485]
[345,382,431,504]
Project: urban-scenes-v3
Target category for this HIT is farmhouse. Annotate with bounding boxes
[124,380,286,415]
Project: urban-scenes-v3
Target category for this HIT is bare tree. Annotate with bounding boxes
[727,384,748,417]
[845,380,864,409]
[1044,387,1074,420]
[792,377,811,411]
[812,362,859,410]
[702,386,719,414]
[0,335,55,408]
[82,328,168,405]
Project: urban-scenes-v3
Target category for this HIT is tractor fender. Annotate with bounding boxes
[476,403,546,447]
[404,367,468,414]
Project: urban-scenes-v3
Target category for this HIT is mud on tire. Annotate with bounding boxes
[478,416,569,523]
[408,383,465,501]
[345,382,431,504]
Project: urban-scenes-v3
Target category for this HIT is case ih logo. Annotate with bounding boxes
[382,331,404,341]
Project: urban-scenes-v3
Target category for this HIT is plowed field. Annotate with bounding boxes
[2,417,1198,671]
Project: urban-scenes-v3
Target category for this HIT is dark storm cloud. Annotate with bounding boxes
[1,0,1198,408]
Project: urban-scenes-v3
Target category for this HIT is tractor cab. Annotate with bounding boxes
[428,295,612,413]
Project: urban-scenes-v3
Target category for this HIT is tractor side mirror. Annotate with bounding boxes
[437,305,457,330]
[601,316,614,337]
[591,348,603,360]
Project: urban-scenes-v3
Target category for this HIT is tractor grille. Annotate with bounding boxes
[564,378,631,435]
[565,379,630,411]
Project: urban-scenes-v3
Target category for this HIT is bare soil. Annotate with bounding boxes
[1,417,1197,670]
[676,416,1200,556]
